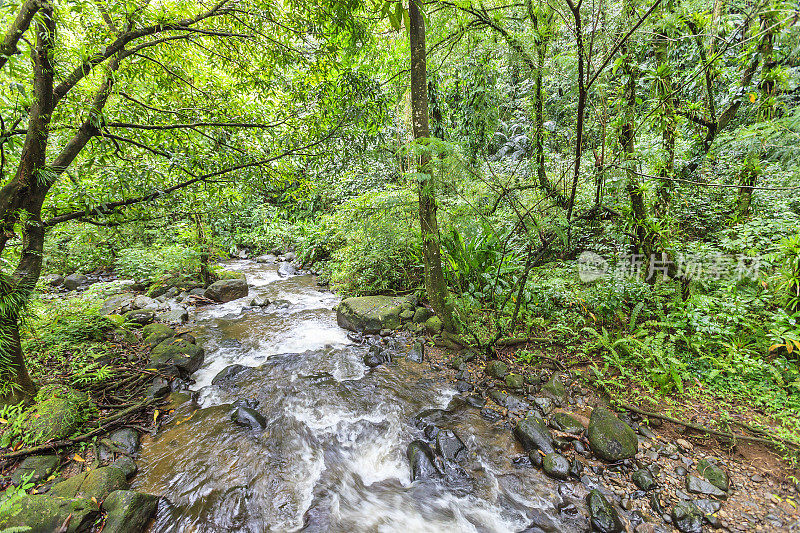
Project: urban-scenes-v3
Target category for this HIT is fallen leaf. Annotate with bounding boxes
[73,454,85,462]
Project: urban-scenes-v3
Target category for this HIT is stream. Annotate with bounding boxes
[133,260,586,532]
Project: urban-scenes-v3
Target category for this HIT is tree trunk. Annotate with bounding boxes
[654,29,676,215]
[565,0,586,226]
[409,0,453,332]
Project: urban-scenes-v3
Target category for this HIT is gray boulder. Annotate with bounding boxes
[45,274,64,287]
[256,254,277,264]
[150,338,204,376]
[64,273,89,291]
[277,261,297,277]
[100,293,136,315]
[204,279,248,302]
[513,413,555,455]
[158,308,188,325]
[123,309,155,326]
[132,295,157,309]
[407,440,441,481]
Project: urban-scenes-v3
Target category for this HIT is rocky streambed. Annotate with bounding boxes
[8,258,800,532]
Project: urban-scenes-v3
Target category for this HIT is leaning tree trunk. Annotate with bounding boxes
[408,0,453,332]
[0,5,55,403]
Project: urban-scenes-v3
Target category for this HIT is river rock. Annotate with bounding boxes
[542,453,570,480]
[132,295,157,309]
[671,501,704,533]
[0,494,99,533]
[633,468,657,491]
[407,440,441,481]
[158,308,188,325]
[424,316,443,334]
[407,341,424,363]
[514,413,555,454]
[250,295,270,307]
[550,412,585,435]
[588,407,638,461]
[337,296,407,333]
[102,490,160,533]
[363,345,391,367]
[686,474,727,499]
[587,489,623,533]
[10,454,59,486]
[100,293,136,315]
[45,273,64,287]
[435,429,467,462]
[64,273,89,290]
[277,261,297,277]
[205,279,249,302]
[106,428,140,456]
[412,307,433,324]
[112,457,137,479]
[123,309,155,326]
[142,323,176,348]
[50,466,128,501]
[149,338,205,376]
[231,405,266,430]
[212,364,247,385]
[505,373,524,389]
[485,360,508,379]
[542,372,567,403]
[697,457,729,491]
[256,254,277,263]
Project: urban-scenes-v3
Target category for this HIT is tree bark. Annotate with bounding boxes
[565,0,587,226]
[409,0,453,332]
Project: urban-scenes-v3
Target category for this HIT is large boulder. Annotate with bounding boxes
[336,296,407,333]
[149,338,204,376]
[513,413,555,455]
[587,407,638,461]
[204,279,248,303]
[157,308,188,325]
[100,294,136,315]
[21,387,93,445]
[0,494,99,533]
[407,440,441,481]
[63,273,89,291]
[123,309,155,326]
[50,466,128,501]
[102,490,159,533]
[587,489,623,533]
[10,455,59,486]
[697,457,729,492]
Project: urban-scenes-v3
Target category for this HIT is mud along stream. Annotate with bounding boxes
[133,260,586,532]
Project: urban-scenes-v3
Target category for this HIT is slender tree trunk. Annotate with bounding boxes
[565,0,586,226]
[0,5,55,401]
[654,30,676,215]
[409,0,453,332]
[735,158,758,218]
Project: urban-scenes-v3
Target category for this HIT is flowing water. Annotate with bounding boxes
[134,260,587,532]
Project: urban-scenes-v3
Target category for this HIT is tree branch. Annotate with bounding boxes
[0,0,40,70]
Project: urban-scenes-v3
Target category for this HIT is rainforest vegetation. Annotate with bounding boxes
[1,0,800,461]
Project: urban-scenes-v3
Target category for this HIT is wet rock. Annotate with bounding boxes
[150,338,204,376]
[205,279,249,302]
[123,309,155,325]
[363,345,391,367]
[533,396,554,415]
[424,316,443,334]
[276,261,297,277]
[146,378,171,399]
[633,468,657,491]
[542,453,570,480]
[50,466,128,500]
[588,408,638,462]
[435,429,467,462]
[505,373,524,389]
[542,372,567,403]
[480,408,502,421]
[569,457,584,478]
[528,450,543,467]
[399,309,414,321]
[697,458,729,492]
[337,296,408,333]
[142,323,175,348]
[249,295,271,307]
[407,440,441,481]
[466,395,485,408]
[0,494,99,533]
[412,307,433,324]
[112,457,137,479]
[256,254,277,263]
[587,489,623,533]
[686,474,727,499]
[550,412,585,435]
[45,273,64,287]
[158,308,188,325]
[100,294,136,315]
[231,405,267,430]
[514,413,555,454]
[485,360,508,380]
[407,341,424,363]
[10,455,59,486]
[101,428,140,459]
[671,501,704,533]
[213,364,247,385]
[102,490,159,533]
[64,273,89,290]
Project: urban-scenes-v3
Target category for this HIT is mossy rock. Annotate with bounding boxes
[204,278,249,302]
[50,466,128,501]
[10,455,59,486]
[146,274,203,298]
[587,407,638,462]
[21,387,94,445]
[149,338,205,376]
[142,324,175,348]
[550,412,585,435]
[123,309,155,326]
[102,490,159,533]
[504,373,524,389]
[412,307,433,324]
[336,296,407,333]
[485,360,508,380]
[698,458,729,492]
[0,494,99,533]
[542,372,567,403]
[424,316,443,334]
